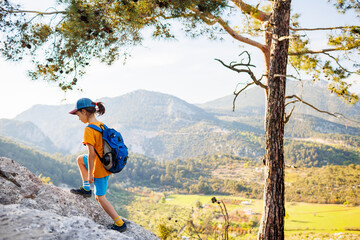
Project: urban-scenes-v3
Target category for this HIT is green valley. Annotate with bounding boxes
[111,192,360,239]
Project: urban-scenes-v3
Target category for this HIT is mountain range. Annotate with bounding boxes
[0,80,359,162]
[0,119,59,153]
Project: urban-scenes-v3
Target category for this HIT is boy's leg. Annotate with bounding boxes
[94,176,126,232]
[70,154,91,197]
[95,195,119,220]
[93,176,118,218]
[77,154,89,181]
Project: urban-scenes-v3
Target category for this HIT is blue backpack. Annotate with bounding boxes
[87,124,128,173]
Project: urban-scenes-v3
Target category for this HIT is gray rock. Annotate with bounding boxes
[0,204,132,240]
[0,157,159,240]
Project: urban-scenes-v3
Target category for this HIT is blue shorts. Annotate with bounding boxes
[82,154,109,196]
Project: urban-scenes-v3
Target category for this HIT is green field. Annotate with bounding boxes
[285,202,360,233]
[164,195,360,234]
[122,192,360,239]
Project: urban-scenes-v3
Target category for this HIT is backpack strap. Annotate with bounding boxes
[93,147,103,162]
[86,124,107,162]
[87,124,104,133]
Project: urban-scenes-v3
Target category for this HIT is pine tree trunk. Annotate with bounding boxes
[258,0,291,239]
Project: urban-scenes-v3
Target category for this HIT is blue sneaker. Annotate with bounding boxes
[110,222,127,233]
[70,187,92,198]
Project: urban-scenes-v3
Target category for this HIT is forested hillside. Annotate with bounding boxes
[285,165,360,204]
[1,136,359,205]
[0,136,78,186]
[285,114,360,138]
[284,139,360,167]
[111,153,360,205]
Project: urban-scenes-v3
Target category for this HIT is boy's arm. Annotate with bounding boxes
[86,144,96,183]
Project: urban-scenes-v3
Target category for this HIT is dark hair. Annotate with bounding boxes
[83,102,105,116]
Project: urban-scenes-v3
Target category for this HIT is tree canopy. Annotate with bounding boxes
[1,0,359,103]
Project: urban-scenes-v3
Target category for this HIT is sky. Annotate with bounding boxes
[0,0,359,119]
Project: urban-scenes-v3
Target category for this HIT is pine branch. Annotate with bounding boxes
[1,8,66,15]
[188,8,216,25]
[191,8,267,52]
[194,13,217,25]
[277,35,302,42]
[215,15,267,52]
[290,26,359,31]
[145,12,194,22]
[231,0,271,22]
[289,45,359,55]
[323,52,360,75]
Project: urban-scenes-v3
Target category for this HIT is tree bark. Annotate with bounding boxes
[258,0,291,239]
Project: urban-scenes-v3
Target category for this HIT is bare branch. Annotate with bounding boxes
[216,52,268,112]
[231,62,257,68]
[290,26,359,31]
[215,58,268,89]
[286,95,343,118]
[286,95,360,124]
[285,164,297,168]
[187,220,202,240]
[233,82,255,111]
[285,99,299,107]
[231,51,256,68]
[221,200,230,240]
[284,105,295,124]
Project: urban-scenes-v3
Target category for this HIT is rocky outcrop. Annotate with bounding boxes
[0,157,159,240]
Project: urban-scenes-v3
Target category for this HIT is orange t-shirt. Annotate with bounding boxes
[82,122,112,178]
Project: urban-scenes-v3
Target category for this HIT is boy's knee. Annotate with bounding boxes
[76,155,83,165]
[95,195,105,203]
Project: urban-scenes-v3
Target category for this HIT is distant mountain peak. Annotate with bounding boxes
[0,119,59,153]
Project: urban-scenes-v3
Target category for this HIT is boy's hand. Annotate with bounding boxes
[88,173,94,184]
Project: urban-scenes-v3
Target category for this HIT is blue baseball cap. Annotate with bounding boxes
[69,98,95,114]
